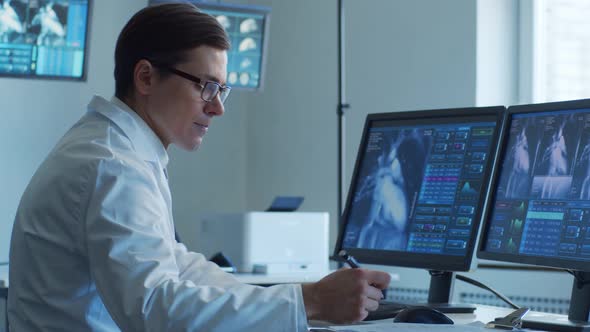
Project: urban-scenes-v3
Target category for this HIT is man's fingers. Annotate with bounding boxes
[364,297,380,312]
[366,285,384,302]
[364,270,392,289]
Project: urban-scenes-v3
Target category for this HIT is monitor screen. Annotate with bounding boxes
[0,0,91,80]
[479,99,590,272]
[336,107,503,272]
[149,0,270,90]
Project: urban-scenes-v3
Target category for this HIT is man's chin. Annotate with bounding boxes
[189,141,203,151]
[177,139,203,151]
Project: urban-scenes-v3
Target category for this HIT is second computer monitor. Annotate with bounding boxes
[335,106,503,272]
[480,99,590,270]
[478,99,590,331]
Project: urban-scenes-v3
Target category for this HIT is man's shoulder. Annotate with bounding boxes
[31,117,151,189]
[57,112,140,162]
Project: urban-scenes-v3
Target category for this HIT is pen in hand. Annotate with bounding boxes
[339,250,387,300]
[338,250,360,268]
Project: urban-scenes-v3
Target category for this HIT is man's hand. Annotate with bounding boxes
[301,268,391,324]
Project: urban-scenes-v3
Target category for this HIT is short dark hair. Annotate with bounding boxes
[114,3,231,99]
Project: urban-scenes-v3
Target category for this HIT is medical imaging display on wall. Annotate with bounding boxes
[204,7,266,89]
[0,0,90,79]
[341,120,496,256]
[486,109,590,262]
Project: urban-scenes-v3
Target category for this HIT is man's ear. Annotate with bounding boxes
[133,59,156,96]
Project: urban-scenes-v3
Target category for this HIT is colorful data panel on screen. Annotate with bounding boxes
[486,109,590,262]
[342,120,496,256]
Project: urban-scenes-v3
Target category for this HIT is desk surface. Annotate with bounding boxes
[310,305,564,331]
[448,304,512,325]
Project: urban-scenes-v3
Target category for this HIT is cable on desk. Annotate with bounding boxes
[455,274,520,310]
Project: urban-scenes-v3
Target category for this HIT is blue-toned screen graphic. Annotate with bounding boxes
[0,0,89,79]
[485,109,590,262]
[204,8,265,89]
[342,120,496,256]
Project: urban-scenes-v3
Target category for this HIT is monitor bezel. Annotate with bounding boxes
[0,0,93,81]
[477,98,590,273]
[149,0,271,91]
[334,106,505,272]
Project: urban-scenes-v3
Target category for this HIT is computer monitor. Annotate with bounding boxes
[334,106,504,312]
[479,99,590,332]
[0,0,91,80]
[149,0,270,90]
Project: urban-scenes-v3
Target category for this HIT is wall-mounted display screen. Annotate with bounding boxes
[0,0,91,80]
[150,0,270,90]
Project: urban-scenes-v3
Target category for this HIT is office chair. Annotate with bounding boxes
[0,286,7,332]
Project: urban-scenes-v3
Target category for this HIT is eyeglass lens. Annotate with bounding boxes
[202,82,230,103]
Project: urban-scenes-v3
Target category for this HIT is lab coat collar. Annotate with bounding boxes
[87,95,169,169]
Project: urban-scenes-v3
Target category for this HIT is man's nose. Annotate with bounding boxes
[205,96,225,116]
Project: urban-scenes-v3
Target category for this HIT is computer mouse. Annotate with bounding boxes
[392,306,454,324]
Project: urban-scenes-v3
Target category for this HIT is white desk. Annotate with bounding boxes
[308,305,512,329]
[450,305,589,331]
[310,305,585,331]
[311,305,590,331]
[448,304,512,325]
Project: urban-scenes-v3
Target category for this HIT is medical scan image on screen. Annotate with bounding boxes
[0,0,89,78]
[486,109,590,262]
[206,8,265,89]
[342,120,496,256]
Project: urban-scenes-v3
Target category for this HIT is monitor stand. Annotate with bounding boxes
[421,270,476,313]
[522,271,590,332]
[391,271,475,313]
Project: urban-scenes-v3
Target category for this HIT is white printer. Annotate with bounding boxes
[196,212,329,274]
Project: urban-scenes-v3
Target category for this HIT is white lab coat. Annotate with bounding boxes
[8,96,309,331]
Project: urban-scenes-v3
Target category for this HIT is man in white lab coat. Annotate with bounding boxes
[8,3,391,331]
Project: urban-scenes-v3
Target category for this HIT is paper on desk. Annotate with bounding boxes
[329,322,487,332]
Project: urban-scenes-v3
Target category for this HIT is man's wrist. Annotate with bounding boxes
[301,282,320,321]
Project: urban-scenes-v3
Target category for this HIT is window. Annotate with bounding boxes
[521,0,590,103]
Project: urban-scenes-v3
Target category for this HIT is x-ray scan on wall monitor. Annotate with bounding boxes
[479,99,590,272]
[335,107,503,272]
[150,0,270,90]
[0,0,91,80]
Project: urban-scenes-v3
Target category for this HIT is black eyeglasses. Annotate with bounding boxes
[156,66,231,104]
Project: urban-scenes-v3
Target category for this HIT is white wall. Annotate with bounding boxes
[245,0,478,249]
[476,0,519,107]
[242,0,339,230]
